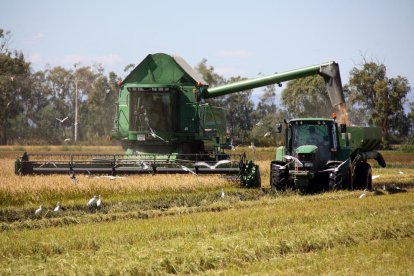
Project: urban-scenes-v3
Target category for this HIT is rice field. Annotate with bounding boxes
[0,146,413,274]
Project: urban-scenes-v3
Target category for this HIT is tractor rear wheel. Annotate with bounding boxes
[270,162,289,191]
[354,162,372,190]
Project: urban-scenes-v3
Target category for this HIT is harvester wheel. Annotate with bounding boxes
[354,162,372,190]
[241,161,261,188]
[270,162,289,191]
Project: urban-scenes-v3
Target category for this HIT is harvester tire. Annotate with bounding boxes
[270,163,289,191]
[251,166,261,188]
[354,162,372,190]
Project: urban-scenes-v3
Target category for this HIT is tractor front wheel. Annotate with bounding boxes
[328,170,343,191]
[270,162,289,191]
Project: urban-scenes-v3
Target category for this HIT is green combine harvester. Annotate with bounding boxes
[15,53,386,189]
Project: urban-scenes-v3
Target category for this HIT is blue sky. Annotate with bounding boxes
[1,0,413,105]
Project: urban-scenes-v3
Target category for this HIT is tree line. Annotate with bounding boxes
[1,29,412,147]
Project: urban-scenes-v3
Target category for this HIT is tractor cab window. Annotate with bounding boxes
[129,87,173,132]
[290,121,333,150]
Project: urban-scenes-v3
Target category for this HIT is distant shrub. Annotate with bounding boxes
[400,144,414,152]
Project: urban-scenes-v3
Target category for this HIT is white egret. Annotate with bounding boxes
[180,165,197,175]
[272,161,293,170]
[70,172,78,184]
[358,193,366,199]
[54,202,61,212]
[137,160,149,170]
[35,205,43,215]
[87,195,97,208]
[194,160,231,170]
[56,117,68,123]
[97,195,103,209]
[248,142,256,155]
[221,188,225,198]
[284,155,303,167]
[319,159,349,173]
[101,175,125,180]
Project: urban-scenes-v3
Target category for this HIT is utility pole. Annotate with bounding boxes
[73,63,83,143]
[74,75,78,142]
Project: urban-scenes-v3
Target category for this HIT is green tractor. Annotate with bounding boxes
[271,118,386,192]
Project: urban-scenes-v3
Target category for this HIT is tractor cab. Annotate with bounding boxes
[287,119,338,172]
[272,118,341,191]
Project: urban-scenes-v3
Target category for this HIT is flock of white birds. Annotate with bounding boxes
[34,194,103,216]
[32,152,406,215]
[33,159,235,216]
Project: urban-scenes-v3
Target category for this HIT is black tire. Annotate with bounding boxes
[328,170,343,191]
[243,164,261,188]
[354,162,372,190]
[251,165,261,188]
[346,168,353,190]
[270,162,289,191]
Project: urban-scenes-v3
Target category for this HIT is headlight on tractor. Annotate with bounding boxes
[303,162,313,168]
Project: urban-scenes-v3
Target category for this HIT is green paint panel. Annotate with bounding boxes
[124,53,195,85]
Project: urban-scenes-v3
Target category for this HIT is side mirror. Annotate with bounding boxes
[275,123,282,133]
[340,124,347,133]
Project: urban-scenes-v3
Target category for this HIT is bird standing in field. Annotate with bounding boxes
[248,142,256,153]
[221,188,225,198]
[70,171,78,184]
[35,205,43,216]
[358,192,367,199]
[87,195,97,208]
[53,202,61,212]
[96,195,103,209]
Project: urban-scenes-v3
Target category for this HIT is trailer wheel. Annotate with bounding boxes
[354,162,372,190]
[270,162,289,191]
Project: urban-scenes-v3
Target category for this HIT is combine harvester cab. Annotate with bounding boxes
[270,118,386,192]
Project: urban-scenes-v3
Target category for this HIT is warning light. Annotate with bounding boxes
[196,82,202,87]
[332,112,337,120]
[117,80,122,87]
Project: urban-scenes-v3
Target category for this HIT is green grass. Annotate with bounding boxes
[0,192,413,274]
[227,238,414,275]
